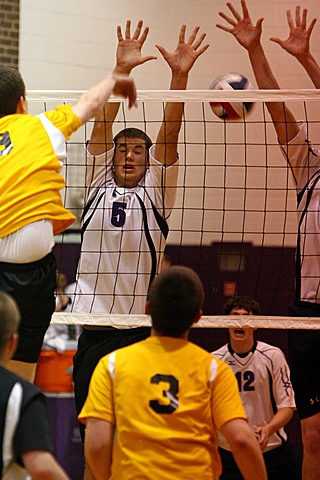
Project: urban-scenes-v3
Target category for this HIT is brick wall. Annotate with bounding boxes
[0,0,19,67]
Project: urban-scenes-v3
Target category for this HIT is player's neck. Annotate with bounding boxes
[229,339,255,355]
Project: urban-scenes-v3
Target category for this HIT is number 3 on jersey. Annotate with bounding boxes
[149,374,179,414]
[111,201,127,227]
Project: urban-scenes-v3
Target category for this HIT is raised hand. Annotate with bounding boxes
[270,6,317,59]
[155,25,209,77]
[216,0,263,52]
[115,19,157,74]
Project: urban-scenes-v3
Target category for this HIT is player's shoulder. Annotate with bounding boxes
[211,343,228,359]
[0,366,43,402]
[256,341,287,362]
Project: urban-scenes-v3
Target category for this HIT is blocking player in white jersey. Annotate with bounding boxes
[216,2,320,477]
[212,296,302,479]
[72,20,209,478]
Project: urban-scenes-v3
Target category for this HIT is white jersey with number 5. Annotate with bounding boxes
[73,145,178,315]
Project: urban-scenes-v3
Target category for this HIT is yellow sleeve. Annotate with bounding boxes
[78,355,115,425]
[211,358,247,431]
[44,104,82,140]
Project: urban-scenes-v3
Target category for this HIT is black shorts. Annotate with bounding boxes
[219,442,301,480]
[73,326,151,441]
[288,301,320,420]
[0,253,56,363]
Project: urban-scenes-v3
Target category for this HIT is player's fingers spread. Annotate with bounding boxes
[188,26,200,44]
[216,23,234,34]
[256,17,264,32]
[155,44,167,58]
[306,17,317,35]
[295,5,301,27]
[140,55,157,64]
[286,10,294,29]
[133,20,143,39]
[301,8,308,29]
[240,0,251,21]
[192,32,206,50]
[227,2,241,22]
[117,25,124,42]
[139,27,150,45]
[125,20,131,39]
[178,24,187,43]
[196,44,210,57]
[219,12,236,27]
[270,36,282,46]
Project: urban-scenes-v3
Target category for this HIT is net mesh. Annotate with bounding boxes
[27,88,320,328]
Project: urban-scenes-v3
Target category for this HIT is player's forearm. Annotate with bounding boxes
[154,73,187,165]
[232,441,267,480]
[247,44,299,143]
[295,53,320,89]
[160,73,188,131]
[265,407,294,437]
[88,56,134,155]
[248,44,280,91]
[73,74,116,124]
[88,103,119,156]
[23,452,70,480]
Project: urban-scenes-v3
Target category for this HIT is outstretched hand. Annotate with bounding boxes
[115,19,157,74]
[270,6,317,59]
[216,0,263,51]
[155,25,209,77]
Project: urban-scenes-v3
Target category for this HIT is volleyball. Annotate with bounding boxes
[209,72,254,121]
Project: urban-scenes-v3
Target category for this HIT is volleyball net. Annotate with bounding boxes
[27,88,320,329]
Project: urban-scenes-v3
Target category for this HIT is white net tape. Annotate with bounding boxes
[27,89,320,102]
[51,313,320,329]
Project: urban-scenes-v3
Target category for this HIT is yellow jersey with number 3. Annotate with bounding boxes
[79,336,246,480]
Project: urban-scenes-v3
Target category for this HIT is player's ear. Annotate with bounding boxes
[193,309,203,325]
[16,96,27,114]
[145,301,150,316]
[7,333,18,359]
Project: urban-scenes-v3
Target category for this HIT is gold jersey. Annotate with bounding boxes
[0,105,82,238]
[79,336,246,480]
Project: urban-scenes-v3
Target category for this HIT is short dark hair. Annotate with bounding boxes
[0,67,26,118]
[0,292,20,350]
[148,266,204,337]
[223,296,261,315]
[114,127,153,154]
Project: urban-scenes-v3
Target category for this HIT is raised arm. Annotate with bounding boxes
[217,0,299,144]
[88,20,156,156]
[154,25,209,166]
[72,73,136,125]
[270,6,320,89]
